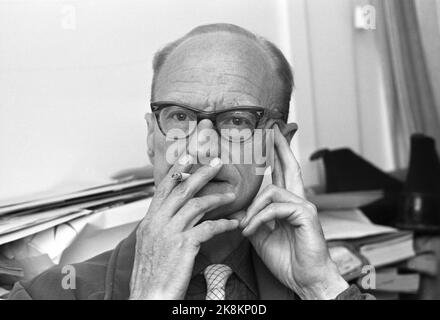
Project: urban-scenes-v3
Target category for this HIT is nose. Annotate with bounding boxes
[187,119,220,165]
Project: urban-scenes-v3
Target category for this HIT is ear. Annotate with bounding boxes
[267,119,298,144]
[144,113,155,163]
[278,122,298,144]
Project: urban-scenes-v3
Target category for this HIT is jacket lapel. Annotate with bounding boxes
[104,230,136,300]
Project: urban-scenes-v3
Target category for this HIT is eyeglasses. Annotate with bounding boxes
[150,101,284,143]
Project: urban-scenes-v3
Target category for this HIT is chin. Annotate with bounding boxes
[199,194,251,223]
[194,182,236,220]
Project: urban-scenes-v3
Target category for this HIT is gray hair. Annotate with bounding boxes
[151,23,294,120]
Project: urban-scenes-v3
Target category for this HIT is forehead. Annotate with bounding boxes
[153,32,282,111]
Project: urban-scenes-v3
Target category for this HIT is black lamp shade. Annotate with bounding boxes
[397,134,440,232]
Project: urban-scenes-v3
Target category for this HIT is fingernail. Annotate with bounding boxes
[178,154,193,165]
[209,157,222,167]
[225,192,236,199]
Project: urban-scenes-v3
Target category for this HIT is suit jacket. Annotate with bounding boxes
[8,231,371,300]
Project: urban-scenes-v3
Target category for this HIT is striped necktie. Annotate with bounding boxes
[203,264,233,300]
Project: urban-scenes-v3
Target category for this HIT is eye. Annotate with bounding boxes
[172,112,188,121]
[231,117,244,126]
[222,115,253,128]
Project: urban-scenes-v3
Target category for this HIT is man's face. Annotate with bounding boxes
[147,32,285,220]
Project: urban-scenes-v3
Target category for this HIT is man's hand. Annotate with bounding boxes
[241,125,349,300]
[129,155,239,300]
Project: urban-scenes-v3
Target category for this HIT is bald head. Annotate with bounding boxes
[151,23,293,118]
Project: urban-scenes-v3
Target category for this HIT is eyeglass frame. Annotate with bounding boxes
[150,100,286,141]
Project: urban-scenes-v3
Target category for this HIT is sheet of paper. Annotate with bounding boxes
[60,198,151,265]
[318,209,396,241]
[0,178,154,216]
[0,192,148,235]
[0,178,113,208]
[0,210,91,245]
[0,287,10,299]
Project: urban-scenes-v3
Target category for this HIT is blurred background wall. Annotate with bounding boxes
[0,0,408,203]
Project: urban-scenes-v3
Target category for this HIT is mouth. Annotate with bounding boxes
[206,179,230,188]
[188,166,235,190]
[196,178,234,197]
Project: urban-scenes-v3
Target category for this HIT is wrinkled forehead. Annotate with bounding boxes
[153,32,282,112]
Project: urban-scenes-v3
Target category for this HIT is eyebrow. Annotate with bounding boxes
[150,101,286,120]
[151,100,265,111]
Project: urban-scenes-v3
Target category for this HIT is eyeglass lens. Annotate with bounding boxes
[158,106,258,142]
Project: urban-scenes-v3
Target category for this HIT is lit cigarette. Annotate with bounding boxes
[172,172,191,182]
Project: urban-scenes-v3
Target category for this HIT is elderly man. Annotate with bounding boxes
[9,24,372,300]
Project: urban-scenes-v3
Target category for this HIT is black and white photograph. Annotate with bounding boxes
[1,0,440,306]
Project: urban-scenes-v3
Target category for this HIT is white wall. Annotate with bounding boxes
[286,0,396,187]
[0,0,292,204]
[415,0,440,115]
[0,0,395,204]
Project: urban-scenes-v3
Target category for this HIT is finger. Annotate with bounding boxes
[272,150,285,188]
[246,221,273,247]
[274,125,305,198]
[161,157,224,215]
[242,202,314,236]
[170,193,236,230]
[229,210,246,224]
[186,219,240,244]
[150,154,194,210]
[241,185,304,227]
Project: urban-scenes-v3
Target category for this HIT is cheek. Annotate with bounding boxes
[255,129,275,169]
[232,126,274,170]
[152,130,174,185]
[238,164,264,183]
[234,164,264,201]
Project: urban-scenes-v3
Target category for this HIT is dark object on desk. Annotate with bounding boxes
[396,134,440,233]
[310,148,403,225]
[310,148,403,192]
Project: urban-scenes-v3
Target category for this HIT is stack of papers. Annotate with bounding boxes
[0,178,155,288]
[0,178,154,245]
[318,209,415,282]
[318,209,396,241]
